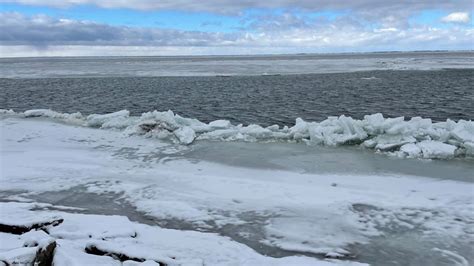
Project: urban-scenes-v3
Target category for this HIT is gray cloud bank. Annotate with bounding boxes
[0,13,240,46]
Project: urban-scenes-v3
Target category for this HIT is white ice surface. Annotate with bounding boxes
[1,117,473,262]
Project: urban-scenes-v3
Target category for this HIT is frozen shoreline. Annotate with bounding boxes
[1,117,473,265]
[0,188,334,261]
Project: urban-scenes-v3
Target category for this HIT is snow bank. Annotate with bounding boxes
[2,109,473,159]
[0,228,55,265]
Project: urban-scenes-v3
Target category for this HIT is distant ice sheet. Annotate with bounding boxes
[0,52,473,78]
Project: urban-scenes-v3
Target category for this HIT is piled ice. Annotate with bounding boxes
[1,109,473,159]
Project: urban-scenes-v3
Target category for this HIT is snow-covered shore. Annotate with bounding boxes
[2,202,364,266]
[1,196,471,266]
[1,116,473,265]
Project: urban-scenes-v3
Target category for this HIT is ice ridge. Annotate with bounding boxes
[2,108,473,159]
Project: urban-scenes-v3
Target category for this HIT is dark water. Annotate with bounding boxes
[1,69,473,125]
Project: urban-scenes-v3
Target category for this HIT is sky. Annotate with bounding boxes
[0,0,473,56]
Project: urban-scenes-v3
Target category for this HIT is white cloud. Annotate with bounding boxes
[374,27,398,33]
[441,12,471,23]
